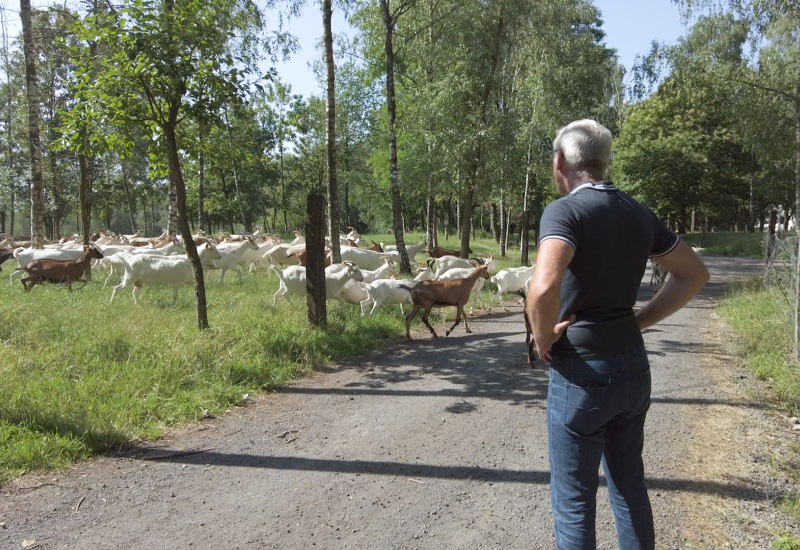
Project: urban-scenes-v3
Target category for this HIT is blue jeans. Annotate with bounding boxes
[547,347,654,550]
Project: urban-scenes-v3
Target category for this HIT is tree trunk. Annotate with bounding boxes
[122,170,136,232]
[21,0,44,247]
[232,165,248,232]
[306,193,327,327]
[426,191,435,256]
[459,187,473,258]
[168,178,178,235]
[444,197,450,241]
[165,114,208,330]
[79,153,92,279]
[490,203,500,243]
[220,173,235,234]
[499,192,506,258]
[504,208,511,254]
[794,85,800,358]
[198,119,207,233]
[1,5,11,236]
[323,0,341,264]
[380,0,411,274]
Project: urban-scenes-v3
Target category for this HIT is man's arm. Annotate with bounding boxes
[636,240,710,330]
[526,238,576,361]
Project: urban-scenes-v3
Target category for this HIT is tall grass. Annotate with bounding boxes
[719,278,800,530]
[0,234,529,482]
[718,279,800,410]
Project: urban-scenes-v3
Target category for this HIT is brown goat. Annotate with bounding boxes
[16,244,104,291]
[403,263,490,339]
[429,245,473,258]
[292,247,332,267]
[0,247,13,272]
[367,240,383,252]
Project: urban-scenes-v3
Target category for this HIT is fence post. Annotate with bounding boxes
[306,193,327,327]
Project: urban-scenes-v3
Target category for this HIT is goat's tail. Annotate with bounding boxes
[397,285,413,292]
[490,275,497,284]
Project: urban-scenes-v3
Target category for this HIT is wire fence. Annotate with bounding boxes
[764,232,799,358]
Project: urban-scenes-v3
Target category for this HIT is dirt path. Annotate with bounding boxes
[2,255,796,549]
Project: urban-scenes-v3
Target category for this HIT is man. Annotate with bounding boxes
[526,119,709,550]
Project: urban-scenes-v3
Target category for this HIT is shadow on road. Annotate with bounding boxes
[128,448,777,503]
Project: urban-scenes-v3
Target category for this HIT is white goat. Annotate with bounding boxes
[650,259,668,291]
[270,262,364,306]
[260,243,304,269]
[110,243,221,304]
[381,240,427,260]
[337,259,397,309]
[288,230,305,246]
[361,266,436,316]
[360,258,397,283]
[99,241,187,286]
[489,264,536,311]
[206,237,259,283]
[431,254,495,280]
[340,247,400,270]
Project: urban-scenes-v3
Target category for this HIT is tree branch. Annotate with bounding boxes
[731,77,798,102]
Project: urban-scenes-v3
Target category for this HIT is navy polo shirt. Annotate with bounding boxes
[539,181,679,358]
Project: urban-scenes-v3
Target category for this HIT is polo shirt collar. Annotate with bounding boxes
[569,181,617,195]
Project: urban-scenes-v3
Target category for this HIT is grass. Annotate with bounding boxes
[718,277,800,533]
[718,279,800,409]
[682,231,765,258]
[0,232,530,483]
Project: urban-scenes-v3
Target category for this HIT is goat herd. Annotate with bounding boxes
[0,227,539,342]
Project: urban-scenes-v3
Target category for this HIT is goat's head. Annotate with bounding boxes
[85,243,105,259]
[342,261,364,282]
[475,264,490,279]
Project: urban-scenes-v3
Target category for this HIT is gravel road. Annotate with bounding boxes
[2,254,796,550]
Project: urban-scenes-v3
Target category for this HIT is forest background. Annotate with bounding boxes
[1,0,797,262]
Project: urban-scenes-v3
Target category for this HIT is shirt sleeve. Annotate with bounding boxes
[539,199,580,251]
[648,210,680,257]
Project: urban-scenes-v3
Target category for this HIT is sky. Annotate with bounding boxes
[269,0,692,99]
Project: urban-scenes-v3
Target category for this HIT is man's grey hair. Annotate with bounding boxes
[553,119,613,180]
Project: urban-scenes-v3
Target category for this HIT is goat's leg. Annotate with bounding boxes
[21,277,31,291]
[489,291,501,311]
[445,305,463,336]
[132,283,144,305]
[272,285,286,307]
[405,303,422,339]
[361,297,374,317]
[474,288,487,311]
[110,280,126,303]
[463,305,472,333]
[103,268,115,288]
[420,305,439,338]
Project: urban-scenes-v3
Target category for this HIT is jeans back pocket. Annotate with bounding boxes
[564,381,614,436]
